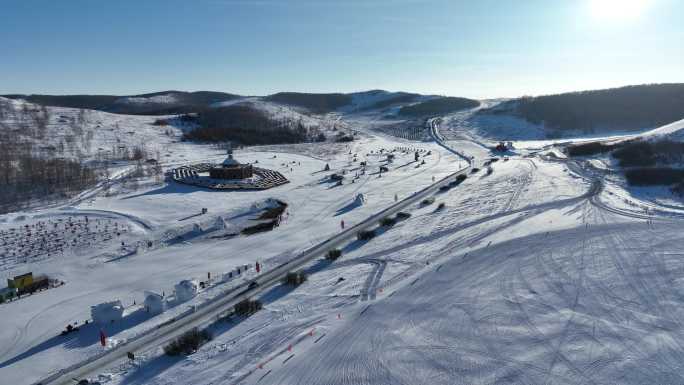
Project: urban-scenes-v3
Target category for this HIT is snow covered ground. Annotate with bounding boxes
[97,148,684,385]
[0,116,464,384]
[4,98,684,385]
[439,100,684,151]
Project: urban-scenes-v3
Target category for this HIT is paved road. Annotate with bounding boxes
[36,131,471,385]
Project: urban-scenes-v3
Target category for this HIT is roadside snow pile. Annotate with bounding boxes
[91,300,124,324]
[174,280,199,302]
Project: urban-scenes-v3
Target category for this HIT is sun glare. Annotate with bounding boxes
[589,0,652,21]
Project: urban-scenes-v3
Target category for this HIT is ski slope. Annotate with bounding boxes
[66,114,684,385]
[235,159,684,385]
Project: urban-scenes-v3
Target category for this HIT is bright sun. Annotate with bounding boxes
[589,0,652,21]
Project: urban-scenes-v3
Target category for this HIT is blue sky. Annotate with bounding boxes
[1,0,682,98]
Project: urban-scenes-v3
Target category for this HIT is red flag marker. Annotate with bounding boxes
[288,344,292,352]
[99,329,106,347]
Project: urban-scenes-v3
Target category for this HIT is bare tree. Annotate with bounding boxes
[84,129,94,154]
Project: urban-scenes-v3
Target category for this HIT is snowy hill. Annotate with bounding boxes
[262,90,442,114]
[340,90,425,113]
[2,91,242,115]
[3,90,475,119]
[479,83,684,136]
[0,96,196,162]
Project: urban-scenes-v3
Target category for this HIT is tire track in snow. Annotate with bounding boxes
[541,203,590,383]
[502,159,536,213]
[500,240,598,385]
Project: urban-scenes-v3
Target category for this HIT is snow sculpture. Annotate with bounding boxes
[215,216,227,230]
[174,279,199,302]
[91,300,125,324]
[144,291,166,315]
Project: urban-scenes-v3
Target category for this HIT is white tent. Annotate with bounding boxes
[91,300,124,324]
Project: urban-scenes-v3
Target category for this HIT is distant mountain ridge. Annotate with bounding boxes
[2,89,443,116]
[2,91,242,115]
[263,92,352,113]
[397,96,480,117]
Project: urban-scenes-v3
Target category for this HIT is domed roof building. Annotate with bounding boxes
[221,155,239,167]
[209,154,253,180]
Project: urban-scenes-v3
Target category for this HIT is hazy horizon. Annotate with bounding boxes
[2,0,682,99]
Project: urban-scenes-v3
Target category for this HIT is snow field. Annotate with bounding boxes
[98,152,596,385]
[0,128,463,385]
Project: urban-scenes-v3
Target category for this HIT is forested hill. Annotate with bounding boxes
[182,104,327,145]
[487,84,684,132]
[397,96,480,117]
[2,91,403,115]
[263,92,353,113]
[2,91,241,115]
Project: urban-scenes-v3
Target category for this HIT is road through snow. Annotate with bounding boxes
[32,132,472,385]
